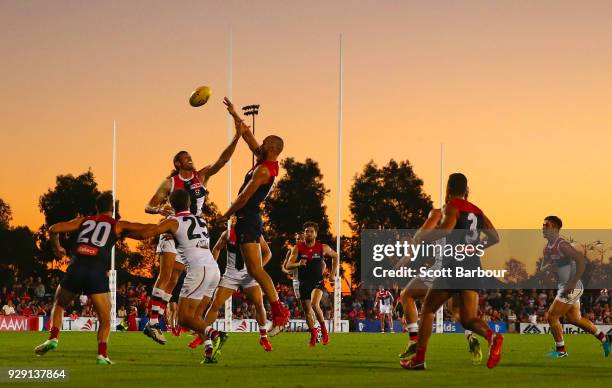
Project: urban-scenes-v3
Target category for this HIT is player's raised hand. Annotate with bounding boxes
[223,97,239,117]
[299,258,308,266]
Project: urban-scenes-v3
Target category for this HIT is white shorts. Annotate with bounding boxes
[179,254,220,300]
[380,304,392,314]
[156,235,185,265]
[555,281,584,305]
[219,270,258,291]
[293,279,300,299]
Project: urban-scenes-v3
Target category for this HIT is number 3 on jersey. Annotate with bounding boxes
[466,213,480,243]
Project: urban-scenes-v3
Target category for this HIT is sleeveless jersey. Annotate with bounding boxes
[225,227,246,272]
[543,237,576,288]
[170,173,207,216]
[296,241,325,284]
[377,289,393,308]
[236,160,279,217]
[73,214,117,269]
[443,198,485,272]
[171,211,211,260]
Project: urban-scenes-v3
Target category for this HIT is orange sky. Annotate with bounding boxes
[2,1,612,236]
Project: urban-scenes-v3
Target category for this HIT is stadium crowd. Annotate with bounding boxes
[1,264,610,328]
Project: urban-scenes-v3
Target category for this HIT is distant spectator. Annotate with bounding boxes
[2,300,16,315]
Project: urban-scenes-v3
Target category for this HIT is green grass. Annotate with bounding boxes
[0,331,610,387]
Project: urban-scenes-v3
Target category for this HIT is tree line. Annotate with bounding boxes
[0,158,433,285]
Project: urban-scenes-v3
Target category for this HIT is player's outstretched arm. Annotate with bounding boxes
[222,165,270,219]
[199,124,243,183]
[260,237,272,266]
[145,179,173,216]
[116,221,157,240]
[223,97,260,154]
[285,245,305,269]
[211,230,228,261]
[129,219,178,240]
[48,217,85,258]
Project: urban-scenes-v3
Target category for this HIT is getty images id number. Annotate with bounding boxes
[3,368,68,381]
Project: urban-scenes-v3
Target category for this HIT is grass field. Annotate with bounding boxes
[0,332,610,387]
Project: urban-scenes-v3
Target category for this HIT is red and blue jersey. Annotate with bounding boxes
[236,160,279,217]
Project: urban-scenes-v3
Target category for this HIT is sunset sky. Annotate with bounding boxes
[2,1,612,237]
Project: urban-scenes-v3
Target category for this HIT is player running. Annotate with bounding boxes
[374,287,395,333]
[34,192,151,364]
[286,222,338,346]
[191,219,274,352]
[540,215,611,358]
[401,173,502,370]
[220,97,290,336]
[137,189,225,363]
[397,209,482,365]
[142,101,243,344]
[282,232,305,300]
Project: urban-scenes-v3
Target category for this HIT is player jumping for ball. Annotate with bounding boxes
[142,101,243,344]
[220,97,290,336]
[286,222,338,346]
[540,215,611,358]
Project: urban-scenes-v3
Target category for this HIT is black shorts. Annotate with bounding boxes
[60,261,109,295]
[235,214,263,244]
[299,279,324,301]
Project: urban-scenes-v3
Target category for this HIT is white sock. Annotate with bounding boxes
[204,339,213,348]
[162,292,172,303]
[556,341,565,347]
[149,317,159,325]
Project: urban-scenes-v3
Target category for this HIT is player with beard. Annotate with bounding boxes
[142,102,243,344]
[286,222,338,346]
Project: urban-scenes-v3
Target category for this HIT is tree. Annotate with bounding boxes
[37,170,101,262]
[265,158,332,244]
[0,198,12,229]
[348,159,433,284]
[349,160,432,233]
[0,226,40,275]
[503,258,528,284]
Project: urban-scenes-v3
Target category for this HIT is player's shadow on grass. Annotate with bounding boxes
[281,359,399,370]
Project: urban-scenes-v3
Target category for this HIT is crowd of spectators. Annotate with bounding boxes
[342,287,612,327]
[2,264,610,328]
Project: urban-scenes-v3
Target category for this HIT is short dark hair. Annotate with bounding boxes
[303,221,319,233]
[447,173,468,197]
[96,191,114,213]
[545,215,563,229]
[169,189,190,212]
